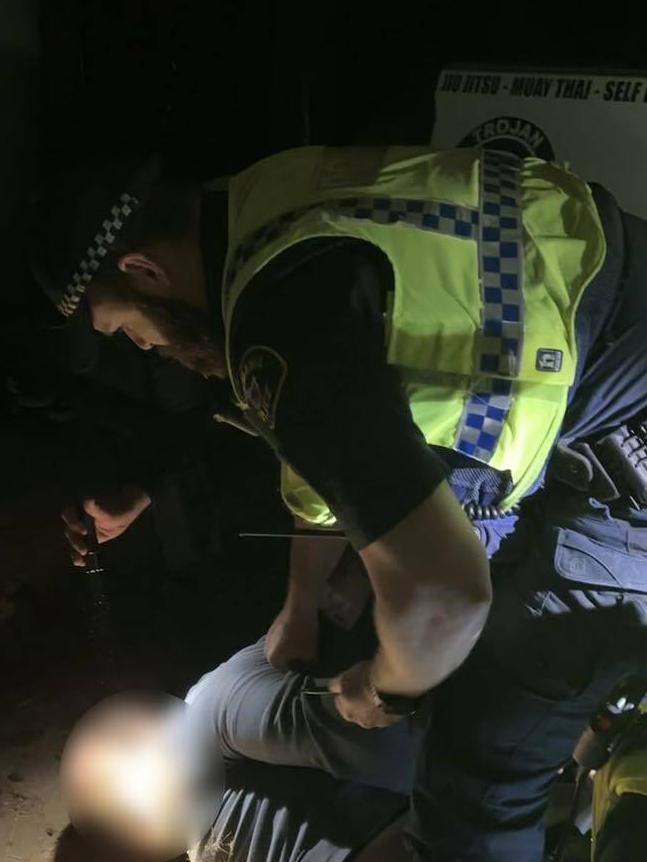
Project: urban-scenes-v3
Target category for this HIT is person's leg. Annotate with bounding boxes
[191,759,406,862]
[185,617,424,795]
[406,492,647,862]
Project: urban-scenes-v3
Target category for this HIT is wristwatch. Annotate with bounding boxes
[367,676,424,717]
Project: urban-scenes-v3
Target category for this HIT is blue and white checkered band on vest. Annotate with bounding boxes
[225,150,522,464]
[454,150,523,462]
[224,198,480,295]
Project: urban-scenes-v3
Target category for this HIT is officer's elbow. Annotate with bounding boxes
[418,544,491,637]
[463,568,492,645]
[453,544,492,624]
[466,548,492,607]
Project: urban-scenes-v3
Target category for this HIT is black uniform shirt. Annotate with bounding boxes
[228,238,448,550]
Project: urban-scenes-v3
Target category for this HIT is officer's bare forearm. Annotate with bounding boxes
[286,518,347,614]
[361,482,491,696]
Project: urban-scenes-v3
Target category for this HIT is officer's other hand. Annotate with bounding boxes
[62,485,151,567]
[265,604,320,672]
[328,661,404,729]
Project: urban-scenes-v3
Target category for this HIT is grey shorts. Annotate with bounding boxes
[184,634,415,862]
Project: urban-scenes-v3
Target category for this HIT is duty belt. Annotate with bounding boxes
[551,414,647,509]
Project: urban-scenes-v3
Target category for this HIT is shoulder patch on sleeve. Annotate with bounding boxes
[238,346,288,430]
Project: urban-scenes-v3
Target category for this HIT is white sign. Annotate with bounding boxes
[431,68,647,218]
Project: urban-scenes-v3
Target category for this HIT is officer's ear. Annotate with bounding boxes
[118,252,170,293]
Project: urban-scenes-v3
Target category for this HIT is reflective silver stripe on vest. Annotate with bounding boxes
[224,198,478,291]
[478,150,524,377]
[455,150,523,463]
[455,377,514,462]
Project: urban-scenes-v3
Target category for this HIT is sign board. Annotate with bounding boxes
[431,68,647,218]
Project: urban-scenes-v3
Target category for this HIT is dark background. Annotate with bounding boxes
[38,0,647,178]
[0,2,645,852]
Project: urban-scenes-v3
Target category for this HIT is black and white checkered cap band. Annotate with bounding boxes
[57,192,140,318]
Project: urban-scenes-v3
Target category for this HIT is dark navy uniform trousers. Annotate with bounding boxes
[190,197,647,861]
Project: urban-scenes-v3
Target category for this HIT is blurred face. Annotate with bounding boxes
[62,696,191,859]
[62,692,224,861]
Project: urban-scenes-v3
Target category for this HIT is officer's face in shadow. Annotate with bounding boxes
[88,262,226,379]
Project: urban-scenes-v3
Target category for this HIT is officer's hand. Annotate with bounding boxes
[62,485,151,567]
[328,661,404,729]
[265,604,320,672]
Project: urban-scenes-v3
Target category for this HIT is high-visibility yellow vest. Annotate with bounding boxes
[593,739,647,854]
[222,147,606,527]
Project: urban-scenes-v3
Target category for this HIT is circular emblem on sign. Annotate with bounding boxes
[459,116,555,160]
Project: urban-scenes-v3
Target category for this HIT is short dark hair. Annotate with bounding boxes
[120,176,198,248]
[96,175,198,282]
[30,156,198,318]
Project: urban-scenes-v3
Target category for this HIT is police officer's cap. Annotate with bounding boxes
[29,156,162,372]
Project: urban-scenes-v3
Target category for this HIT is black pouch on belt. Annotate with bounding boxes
[551,415,647,508]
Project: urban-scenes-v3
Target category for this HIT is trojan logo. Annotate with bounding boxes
[459,116,555,160]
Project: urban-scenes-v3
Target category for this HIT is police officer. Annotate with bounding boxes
[31,146,647,861]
